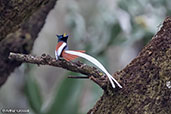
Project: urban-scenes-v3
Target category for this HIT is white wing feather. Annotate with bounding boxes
[55,50,58,60]
[55,42,67,60]
[65,50,122,88]
[57,42,67,57]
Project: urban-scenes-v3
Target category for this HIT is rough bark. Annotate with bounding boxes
[88,17,171,114]
[0,0,57,86]
[0,0,49,41]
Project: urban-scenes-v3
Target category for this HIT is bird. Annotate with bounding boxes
[55,33,122,88]
[55,33,85,61]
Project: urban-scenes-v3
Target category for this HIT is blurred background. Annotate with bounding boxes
[0,0,170,114]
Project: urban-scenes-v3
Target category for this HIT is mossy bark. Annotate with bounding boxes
[88,17,171,114]
[0,0,57,86]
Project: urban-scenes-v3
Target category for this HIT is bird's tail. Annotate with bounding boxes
[65,50,122,88]
[62,50,85,61]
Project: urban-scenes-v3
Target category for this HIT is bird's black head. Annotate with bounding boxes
[56,33,69,42]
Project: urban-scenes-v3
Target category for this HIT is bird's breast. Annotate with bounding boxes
[56,41,67,57]
[56,41,64,51]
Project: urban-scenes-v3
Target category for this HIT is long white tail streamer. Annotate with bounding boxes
[65,50,122,88]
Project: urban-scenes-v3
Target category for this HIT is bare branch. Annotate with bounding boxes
[68,75,89,79]
[9,52,109,90]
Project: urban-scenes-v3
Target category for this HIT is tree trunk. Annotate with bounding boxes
[88,17,171,114]
[0,0,57,86]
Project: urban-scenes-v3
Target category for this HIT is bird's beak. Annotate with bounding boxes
[63,33,68,37]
